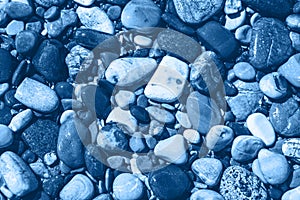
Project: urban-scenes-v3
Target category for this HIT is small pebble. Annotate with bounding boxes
[233,62,256,81]
[15,30,38,54]
[183,129,201,144]
[282,186,300,200]
[235,25,252,44]
[44,6,59,21]
[146,106,175,124]
[134,35,152,47]
[107,5,121,21]
[190,189,224,200]
[286,14,300,32]
[115,90,135,109]
[205,125,234,152]
[8,109,32,132]
[224,0,242,14]
[130,105,151,124]
[282,138,300,159]
[225,10,246,30]
[0,124,13,148]
[290,31,300,52]
[6,20,24,35]
[175,111,192,128]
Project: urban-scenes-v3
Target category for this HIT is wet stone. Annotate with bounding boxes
[0,48,15,83]
[85,145,106,179]
[15,30,38,55]
[54,82,73,99]
[130,105,150,124]
[4,2,33,19]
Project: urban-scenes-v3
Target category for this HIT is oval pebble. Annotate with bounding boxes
[0,124,13,148]
[60,174,94,200]
[183,129,201,144]
[259,72,289,99]
[8,109,33,132]
[282,138,300,159]
[15,30,38,55]
[235,25,252,44]
[6,20,24,35]
[130,105,150,124]
[282,186,300,200]
[146,106,175,124]
[0,151,38,197]
[233,62,256,81]
[113,173,144,200]
[190,189,224,200]
[115,90,135,109]
[205,125,234,152]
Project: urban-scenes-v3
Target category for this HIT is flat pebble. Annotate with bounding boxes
[115,90,135,109]
[144,56,188,103]
[278,53,300,88]
[149,165,192,199]
[113,173,145,200]
[106,57,157,87]
[154,134,187,164]
[0,124,13,148]
[77,6,114,34]
[246,113,275,147]
[73,0,95,6]
[205,125,234,152]
[183,129,201,144]
[0,151,38,197]
[6,20,24,35]
[256,149,290,185]
[173,0,223,24]
[259,72,289,99]
[235,25,252,44]
[8,109,32,132]
[146,106,175,124]
[282,138,300,159]
[233,62,256,81]
[191,189,224,200]
[15,78,59,113]
[121,0,161,29]
[106,107,137,133]
[192,158,223,186]
[60,174,94,200]
[231,135,264,162]
[282,186,300,200]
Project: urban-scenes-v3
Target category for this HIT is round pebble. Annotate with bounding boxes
[259,72,289,99]
[233,62,256,81]
[15,30,38,54]
[0,124,13,148]
[107,5,121,21]
[235,25,252,44]
[205,125,234,152]
[113,173,145,200]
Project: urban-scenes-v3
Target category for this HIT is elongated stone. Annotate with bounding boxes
[9,109,33,132]
[15,78,59,113]
[0,151,38,197]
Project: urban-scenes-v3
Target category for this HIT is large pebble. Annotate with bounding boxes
[226,80,263,121]
[186,91,222,134]
[57,119,85,169]
[256,149,290,185]
[191,189,224,200]
[197,21,240,59]
[173,0,223,24]
[282,186,300,200]
[154,134,187,164]
[0,151,38,197]
[106,107,137,133]
[76,6,114,34]
[144,56,188,103]
[0,48,16,83]
[231,135,264,162]
[0,124,13,148]
[269,98,300,137]
[149,165,192,199]
[192,158,223,186]
[246,113,275,146]
[249,18,293,70]
[15,78,59,113]
[105,57,157,87]
[146,106,175,124]
[205,125,234,152]
[121,0,161,29]
[60,174,94,200]
[233,62,256,81]
[113,173,144,200]
[85,145,105,179]
[259,72,289,99]
[278,53,300,88]
[282,138,300,159]
[220,166,268,200]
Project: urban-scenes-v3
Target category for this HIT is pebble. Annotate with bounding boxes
[0,151,38,197]
[115,90,135,109]
[259,72,289,99]
[76,6,114,34]
[278,53,300,88]
[249,18,293,70]
[205,125,234,152]
[250,13,261,26]
[154,134,187,165]
[235,25,252,44]
[30,162,49,178]
[121,0,161,29]
[0,0,8,9]
[241,0,292,18]
[106,107,137,133]
[35,0,65,8]
[105,57,157,87]
[32,39,68,82]
[183,129,201,144]
[15,78,59,113]
[46,10,78,38]
[8,109,32,132]
[93,194,113,200]
[0,105,12,125]
[161,13,195,36]
[149,165,192,199]
[220,166,268,200]
[57,119,85,169]
[190,189,224,200]
[54,82,73,99]
[97,124,128,151]
[0,83,9,96]
[0,9,8,27]
[175,111,192,128]
[0,49,15,83]
[294,2,300,13]
[173,0,223,24]
[226,80,263,121]
[224,0,242,14]
[113,173,145,200]
[73,0,95,6]
[43,152,57,166]
[144,56,188,102]
[192,158,223,186]
[25,21,42,33]
[290,31,300,52]
[246,113,275,147]
[269,98,300,137]
[156,29,201,62]
[42,175,64,197]
[282,186,300,200]
[225,10,246,31]
[4,2,33,19]
[290,166,300,188]
[44,6,60,21]
[15,30,38,55]
[282,138,300,159]
[231,135,264,162]
[146,106,175,124]
[85,145,105,179]
[130,105,150,124]
[286,14,300,32]
[0,124,13,148]
[186,91,222,134]
[256,149,290,185]
[107,5,121,21]
[6,20,24,35]
[233,62,256,81]
[60,174,94,200]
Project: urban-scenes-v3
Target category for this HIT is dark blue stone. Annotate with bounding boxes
[42,175,64,197]
[0,48,16,83]
[85,145,106,179]
[54,82,73,99]
[0,105,12,125]
[130,105,150,124]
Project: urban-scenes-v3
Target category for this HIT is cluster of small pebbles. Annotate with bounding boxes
[0,0,300,200]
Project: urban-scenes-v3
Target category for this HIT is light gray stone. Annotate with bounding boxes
[146,106,175,124]
[8,109,33,132]
[106,107,137,133]
[259,72,289,99]
[282,186,300,200]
